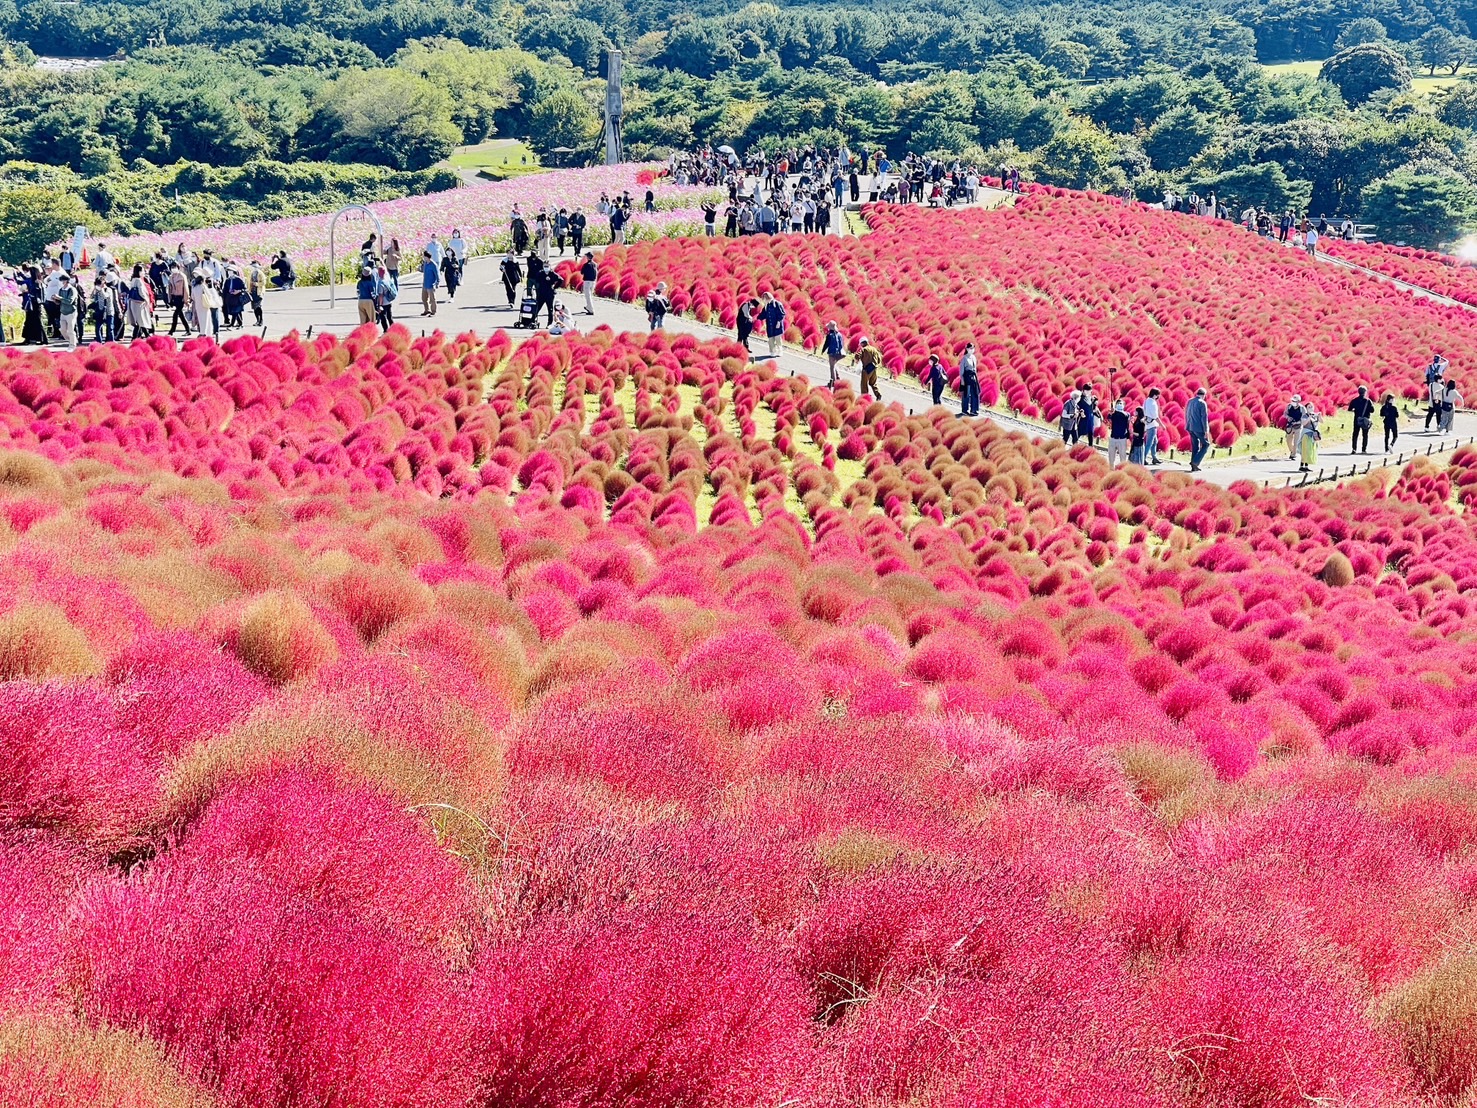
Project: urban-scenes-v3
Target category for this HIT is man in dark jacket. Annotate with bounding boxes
[579,252,597,315]
[1349,386,1375,454]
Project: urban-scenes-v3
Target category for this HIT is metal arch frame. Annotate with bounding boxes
[328,204,386,308]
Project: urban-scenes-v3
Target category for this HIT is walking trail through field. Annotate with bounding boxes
[215,196,1477,491]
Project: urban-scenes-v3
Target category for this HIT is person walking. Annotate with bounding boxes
[760,293,786,358]
[355,265,379,325]
[609,204,627,245]
[374,264,397,331]
[645,282,670,330]
[420,251,439,316]
[56,274,80,350]
[927,353,947,406]
[855,337,882,400]
[500,253,522,308]
[166,263,190,335]
[1129,405,1147,464]
[533,214,551,262]
[1298,406,1321,471]
[1349,386,1375,453]
[510,209,529,255]
[1107,399,1130,468]
[579,252,597,315]
[1442,380,1463,432]
[736,298,758,353]
[959,343,980,416]
[20,266,47,345]
[201,278,223,340]
[383,239,402,285]
[533,264,560,327]
[1305,226,1319,258]
[1283,394,1304,459]
[1061,390,1079,444]
[1144,387,1161,464]
[823,321,845,386]
[127,265,154,337]
[441,250,462,302]
[569,208,587,254]
[1381,392,1399,452]
[1186,387,1210,472]
[247,259,265,327]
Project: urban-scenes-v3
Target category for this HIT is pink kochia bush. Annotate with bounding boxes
[15,308,1477,1104]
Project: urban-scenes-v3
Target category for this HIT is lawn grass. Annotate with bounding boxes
[445,140,543,180]
[1262,59,1474,97]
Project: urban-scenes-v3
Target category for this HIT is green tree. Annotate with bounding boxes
[1417,27,1463,76]
[1334,18,1388,50]
[1144,105,1216,170]
[1361,169,1477,248]
[394,40,521,143]
[0,184,91,263]
[527,87,599,154]
[1192,163,1312,214]
[1320,43,1412,106]
[1038,120,1118,190]
[1436,76,1477,129]
[301,69,462,169]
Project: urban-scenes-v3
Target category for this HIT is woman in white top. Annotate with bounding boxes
[448,229,467,262]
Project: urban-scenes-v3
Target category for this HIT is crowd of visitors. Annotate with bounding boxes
[15,243,271,348]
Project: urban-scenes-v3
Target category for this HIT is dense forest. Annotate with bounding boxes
[3,0,1477,250]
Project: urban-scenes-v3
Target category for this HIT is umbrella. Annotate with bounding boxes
[717,145,736,156]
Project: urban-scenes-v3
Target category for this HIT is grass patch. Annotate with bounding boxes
[1262,60,1474,97]
[445,140,542,180]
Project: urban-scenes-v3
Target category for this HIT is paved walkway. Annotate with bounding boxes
[25,190,1477,493]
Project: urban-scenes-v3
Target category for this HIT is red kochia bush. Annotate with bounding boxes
[72,865,474,1108]
[472,909,811,1108]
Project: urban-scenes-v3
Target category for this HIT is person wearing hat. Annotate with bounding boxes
[579,251,598,315]
[1283,394,1304,460]
[1107,399,1131,468]
[500,252,523,309]
[1348,385,1375,454]
[1186,387,1210,472]
[355,264,380,325]
[823,321,845,386]
[854,337,881,400]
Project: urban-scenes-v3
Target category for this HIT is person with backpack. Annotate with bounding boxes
[441,250,462,302]
[166,263,191,336]
[927,353,947,406]
[56,274,80,350]
[579,252,598,315]
[855,337,882,400]
[356,265,380,325]
[1442,380,1462,433]
[760,293,787,357]
[1283,394,1304,460]
[419,251,439,316]
[645,283,670,330]
[822,321,845,386]
[374,263,398,331]
[1349,386,1375,453]
[1297,405,1321,472]
[958,343,980,416]
[1381,392,1400,452]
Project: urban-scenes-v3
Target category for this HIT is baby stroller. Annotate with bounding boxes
[514,296,540,329]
